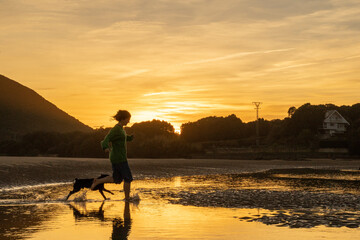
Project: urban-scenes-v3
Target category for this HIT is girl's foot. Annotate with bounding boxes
[124,194,140,202]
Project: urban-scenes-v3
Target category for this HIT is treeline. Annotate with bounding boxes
[0,120,200,158]
[1,103,360,158]
[0,130,109,158]
[181,103,360,147]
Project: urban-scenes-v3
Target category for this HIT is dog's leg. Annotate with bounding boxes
[65,190,78,200]
[102,188,114,195]
[99,189,108,200]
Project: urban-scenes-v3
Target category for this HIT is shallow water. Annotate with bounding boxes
[1,157,360,239]
[2,200,359,240]
[1,173,360,239]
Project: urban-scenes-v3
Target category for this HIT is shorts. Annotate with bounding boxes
[112,161,133,184]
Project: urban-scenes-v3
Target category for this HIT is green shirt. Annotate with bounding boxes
[101,124,133,163]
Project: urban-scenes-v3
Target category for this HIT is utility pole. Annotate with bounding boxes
[252,102,262,147]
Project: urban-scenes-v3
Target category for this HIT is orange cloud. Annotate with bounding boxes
[1,0,360,130]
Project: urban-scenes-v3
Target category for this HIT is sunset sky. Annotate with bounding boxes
[1,0,360,132]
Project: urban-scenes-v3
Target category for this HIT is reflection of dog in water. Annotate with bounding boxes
[66,174,114,200]
[69,201,106,221]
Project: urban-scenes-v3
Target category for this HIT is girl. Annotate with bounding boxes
[91,110,134,201]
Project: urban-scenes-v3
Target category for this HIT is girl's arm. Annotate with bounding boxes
[101,135,110,150]
[101,128,117,150]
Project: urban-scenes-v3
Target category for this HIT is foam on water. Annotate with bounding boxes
[73,190,88,202]
[0,182,72,193]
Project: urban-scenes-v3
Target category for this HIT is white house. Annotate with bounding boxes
[322,110,349,136]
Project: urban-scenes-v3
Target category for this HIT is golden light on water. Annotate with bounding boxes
[173,176,182,187]
[24,200,360,240]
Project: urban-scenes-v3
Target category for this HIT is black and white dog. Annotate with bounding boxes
[65,174,114,200]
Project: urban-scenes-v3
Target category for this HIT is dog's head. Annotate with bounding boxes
[73,178,82,188]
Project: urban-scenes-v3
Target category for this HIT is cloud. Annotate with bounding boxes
[83,21,165,41]
[1,0,360,128]
[184,48,294,65]
[266,62,317,72]
[143,91,174,97]
[116,69,150,79]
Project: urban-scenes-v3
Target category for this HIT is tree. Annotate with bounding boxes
[127,119,175,140]
[284,103,327,136]
[180,114,244,142]
[288,106,296,117]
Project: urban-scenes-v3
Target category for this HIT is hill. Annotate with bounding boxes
[0,75,93,141]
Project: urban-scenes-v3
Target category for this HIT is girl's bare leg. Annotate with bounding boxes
[124,182,131,200]
[91,176,114,190]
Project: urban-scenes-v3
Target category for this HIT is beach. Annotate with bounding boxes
[0,157,360,239]
[1,156,360,187]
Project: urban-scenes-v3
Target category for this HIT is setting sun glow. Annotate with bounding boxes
[1,0,359,129]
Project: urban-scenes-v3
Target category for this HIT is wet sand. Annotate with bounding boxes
[142,170,360,229]
[1,156,360,188]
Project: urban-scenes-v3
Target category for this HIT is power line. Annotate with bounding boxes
[252,102,262,146]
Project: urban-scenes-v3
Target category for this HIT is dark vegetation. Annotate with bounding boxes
[1,103,360,159]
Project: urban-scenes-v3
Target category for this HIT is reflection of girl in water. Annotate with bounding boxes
[112,202,132,240]
[69,200,132,239]
[91,110,134,201]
